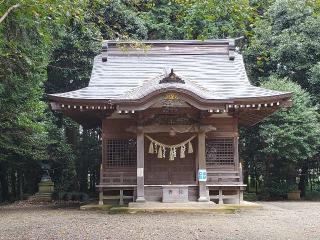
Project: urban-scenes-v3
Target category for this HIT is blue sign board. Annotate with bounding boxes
[198,169,207,182]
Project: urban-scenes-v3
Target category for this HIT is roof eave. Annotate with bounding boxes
[47,92,293,107]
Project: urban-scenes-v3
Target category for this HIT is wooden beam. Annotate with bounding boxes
[126,124,216,133]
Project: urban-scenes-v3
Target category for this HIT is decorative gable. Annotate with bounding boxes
[159,69,185,84]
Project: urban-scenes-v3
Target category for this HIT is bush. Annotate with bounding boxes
[22,194,31,200]
[304,191,320,201]
[52,191,89,202]
[244,192,257,201]
[63,192,72,201]
[259,181,289,200]
[79,193,89,202]
[71,192,80,201]
[51,191,60,201]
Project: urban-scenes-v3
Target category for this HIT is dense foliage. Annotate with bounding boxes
[137,0,255,39]
[0,0,97,200]
[1,0,320,202]
[241,77,320,197]
[243,0,320,197]
[245,0,320,91]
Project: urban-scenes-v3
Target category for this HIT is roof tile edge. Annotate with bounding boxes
[101,39,236,61]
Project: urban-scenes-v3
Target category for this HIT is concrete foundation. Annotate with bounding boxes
[80,201,262,213]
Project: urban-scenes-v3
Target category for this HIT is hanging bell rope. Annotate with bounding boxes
[146,135,196,161]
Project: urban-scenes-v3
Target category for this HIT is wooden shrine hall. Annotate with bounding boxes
[48,40,292,205]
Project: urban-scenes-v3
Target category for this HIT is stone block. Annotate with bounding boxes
[162,186,188,203]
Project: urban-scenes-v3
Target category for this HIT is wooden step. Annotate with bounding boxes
[103,195,133,200]
[210,194,239,200]
[207,177,240,183]
[208,173,239,176]
[207,183,246,187]
[209,176,240,179]
[207,171,239,174]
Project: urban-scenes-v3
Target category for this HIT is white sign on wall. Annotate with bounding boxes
[198,169,207,182]
[137,168,144,177]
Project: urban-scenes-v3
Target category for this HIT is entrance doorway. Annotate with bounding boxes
[145,134,196,185]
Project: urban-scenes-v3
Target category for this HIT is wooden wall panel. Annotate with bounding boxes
[101,118,137,182]
[102,118,136,138]
[201,117,237,133]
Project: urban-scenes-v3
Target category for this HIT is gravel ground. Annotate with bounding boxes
[0,201,319,240]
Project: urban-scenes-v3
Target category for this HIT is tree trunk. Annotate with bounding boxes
[299,164,308,197]
[254,166,258,194]
[17,170,23,200]
[66,125,78,147]
[265,157,271,188]
[10,169,17,200]
[0,162,9,202]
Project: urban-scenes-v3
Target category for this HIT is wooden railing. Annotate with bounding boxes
[206,170,241,184]
[206,164,245,204]
[100,171,136,185]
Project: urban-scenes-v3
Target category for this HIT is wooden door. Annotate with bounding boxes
[168,153,196,184]
[145,134,196,185]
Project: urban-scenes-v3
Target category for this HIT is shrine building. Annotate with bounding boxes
[48,40,292,205]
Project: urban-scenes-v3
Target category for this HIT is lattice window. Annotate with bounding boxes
[206,138,234,165]
[106,139,137,167]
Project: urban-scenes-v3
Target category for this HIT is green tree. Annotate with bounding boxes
[89,0,148,40]
[182,0,254,39]
[245,0,320,92]
[137,0,255,40]
[241,77,320,197]
[47,121,77,193]
[136,0,185,39]
[0,0,90,201]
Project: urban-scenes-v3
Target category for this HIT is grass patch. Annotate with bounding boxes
[108,206,131,214]
[80,204,113,211]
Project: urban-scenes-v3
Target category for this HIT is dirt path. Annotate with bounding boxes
[0,201,319,240]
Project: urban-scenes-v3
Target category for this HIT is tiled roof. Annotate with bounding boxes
[49,40,290,102]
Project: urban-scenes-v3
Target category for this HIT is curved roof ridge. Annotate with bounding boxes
[118,70,221,100]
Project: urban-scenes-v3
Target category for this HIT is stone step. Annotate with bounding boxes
[129,201,216,209]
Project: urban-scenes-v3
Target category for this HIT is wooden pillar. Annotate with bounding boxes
[99,139,104,205]
[234,135,239,170]
[99,188,103,205]
[99,122,106,205]
[198,129,209,202]
[239,163,244,204]
[218,188,223,204]
[119,189,124,205]
[136,127,146,202]
[234,133,242,204]
[240,189,244,202]
[98,163,104,205]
